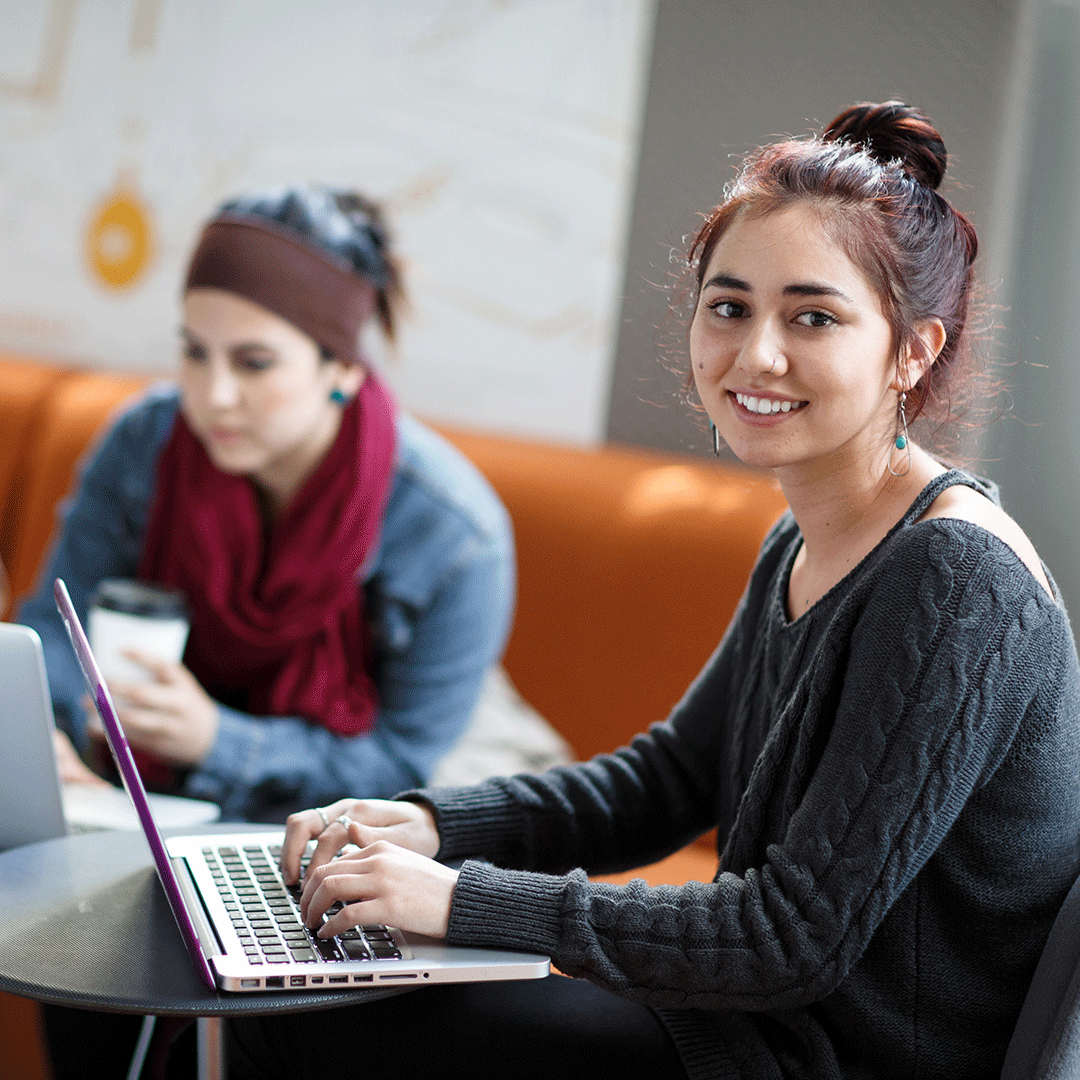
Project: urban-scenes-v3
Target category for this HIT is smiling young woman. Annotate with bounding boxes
[223,106,1079,1080]
[685,105,1050,615]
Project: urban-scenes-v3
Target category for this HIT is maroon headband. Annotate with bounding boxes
[184,214,377,365]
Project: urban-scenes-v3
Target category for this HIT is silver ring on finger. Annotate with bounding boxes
[314,806,330,830]
[336,814,354,831]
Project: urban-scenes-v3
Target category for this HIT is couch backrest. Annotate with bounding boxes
[0,356,788,758]
[0,358,72,578]
[0,357,147,611]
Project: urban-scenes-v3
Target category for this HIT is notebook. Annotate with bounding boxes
[54,577,550,992]
[0,621,219,852]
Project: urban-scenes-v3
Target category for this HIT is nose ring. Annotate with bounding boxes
[769,357,777,375]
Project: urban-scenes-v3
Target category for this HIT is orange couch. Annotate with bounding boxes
[0,353,787,1074]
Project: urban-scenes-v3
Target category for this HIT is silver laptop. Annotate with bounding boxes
[54,577,550,993]
[0,621,218,852]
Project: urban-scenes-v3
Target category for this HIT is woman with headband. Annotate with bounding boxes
[19,187,515,825]
[226,104,1079,1079]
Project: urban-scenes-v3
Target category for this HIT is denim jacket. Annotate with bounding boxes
[18,385,514,821]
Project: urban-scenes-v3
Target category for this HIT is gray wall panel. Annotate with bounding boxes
[606,0,1023,461]
[984,1,1080,615]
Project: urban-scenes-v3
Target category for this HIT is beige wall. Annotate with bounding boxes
[0,0,653,444]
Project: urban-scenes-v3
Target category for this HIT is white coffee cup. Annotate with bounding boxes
[87,579,189,684]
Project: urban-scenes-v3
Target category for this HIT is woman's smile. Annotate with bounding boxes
[730,391,808,417]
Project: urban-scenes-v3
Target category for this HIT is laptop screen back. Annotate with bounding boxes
[0,622,68,851]
[54,577,215,988]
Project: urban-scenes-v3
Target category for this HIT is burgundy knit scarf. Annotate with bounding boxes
[138,375,396,750]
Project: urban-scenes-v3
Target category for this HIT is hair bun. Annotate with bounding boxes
[824,101,947,190]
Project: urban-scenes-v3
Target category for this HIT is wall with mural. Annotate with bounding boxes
[0,0,653,443]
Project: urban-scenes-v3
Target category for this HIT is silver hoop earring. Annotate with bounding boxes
[710,422,720,457]
[888,391,911,477]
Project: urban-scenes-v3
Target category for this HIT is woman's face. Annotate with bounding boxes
[690,203,900,482]
[180,289,363,507]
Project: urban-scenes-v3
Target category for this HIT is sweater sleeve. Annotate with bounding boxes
[418,565,763,877]
[417,514,787,875]
[424,522,1078,1011]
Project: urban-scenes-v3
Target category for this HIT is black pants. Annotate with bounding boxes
[43,1005,196,1080]
[229,975,688,1080]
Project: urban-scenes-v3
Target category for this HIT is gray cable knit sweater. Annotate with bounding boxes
[414,471,1080,1079]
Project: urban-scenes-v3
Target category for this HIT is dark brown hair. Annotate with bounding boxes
[686,101,980,430]
[329,190,405,343]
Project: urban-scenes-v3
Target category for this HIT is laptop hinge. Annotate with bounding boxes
[172,855,225,959]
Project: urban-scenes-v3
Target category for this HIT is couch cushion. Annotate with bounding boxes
[0,357,73,605]
[5,369,147,605]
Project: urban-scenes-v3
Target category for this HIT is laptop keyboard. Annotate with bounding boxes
[204,843,404,966]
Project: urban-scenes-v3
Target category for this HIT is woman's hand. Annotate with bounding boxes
[52,729,108,786]
[280,798,441,886]
[90,649,219,765]
[300,835,458,940]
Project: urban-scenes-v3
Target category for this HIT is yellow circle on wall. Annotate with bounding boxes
[86,188,154,289]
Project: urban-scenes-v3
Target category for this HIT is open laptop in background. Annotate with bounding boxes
[0,621,219,852]
[53,577,550,993]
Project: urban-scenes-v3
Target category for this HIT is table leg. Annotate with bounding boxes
[197,1016,224,1080]
[126,1015,155,1080]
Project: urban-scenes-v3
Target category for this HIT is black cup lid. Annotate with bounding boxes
[89,579,188,619]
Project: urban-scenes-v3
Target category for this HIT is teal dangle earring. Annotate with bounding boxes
[329,388,348,405]
[888,391,911,477]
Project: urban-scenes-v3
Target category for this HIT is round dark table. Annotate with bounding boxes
[0,825,409,1078]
